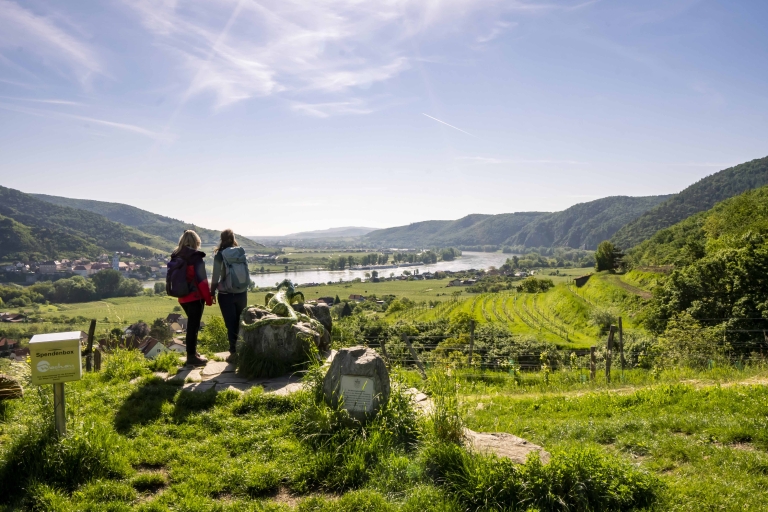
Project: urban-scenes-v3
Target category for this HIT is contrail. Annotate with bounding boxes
[422,113,476,137]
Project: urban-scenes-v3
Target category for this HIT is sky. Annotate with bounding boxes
[1,0,767,236]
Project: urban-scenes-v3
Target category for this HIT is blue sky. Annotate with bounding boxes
[1,0,766,235]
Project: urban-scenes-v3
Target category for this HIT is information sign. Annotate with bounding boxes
[29,332,83,386]
[339,375,374,413]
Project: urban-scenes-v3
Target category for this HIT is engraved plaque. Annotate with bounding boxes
[339,375,374,413]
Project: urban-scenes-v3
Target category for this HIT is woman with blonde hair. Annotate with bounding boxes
[167,230,213,366]
[210,229,250,363]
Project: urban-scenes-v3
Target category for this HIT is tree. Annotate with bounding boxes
[149,318,171,343]
[127,321,149,340]
[334,295,341,305]
[340,301,353,318]
[92,270,122,298]
[154,282,166,295]
[595,241,624,272]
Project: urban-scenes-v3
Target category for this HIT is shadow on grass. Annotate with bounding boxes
[114,377,218,434]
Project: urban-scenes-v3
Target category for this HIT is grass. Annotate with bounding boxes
[0,352,669,511]
[459,365,768,512]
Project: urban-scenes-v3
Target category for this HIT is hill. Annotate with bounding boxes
[31,194,266,251]
[0,186,175,260]
[363,195,667,249]
[629,184,768,266]
[283,226,379,238]
[505,195,671,250]
[611,156,768,249]
[364,213,546,248]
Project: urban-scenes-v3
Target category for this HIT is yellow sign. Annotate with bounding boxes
[29,332,83,385]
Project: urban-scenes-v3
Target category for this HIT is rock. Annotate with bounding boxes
[464,428,550,464]
[294,303,332,351]
[169,367,201,383]
[322,346,390,422]
[238,308,325,378]
[0,374,23,400]
[201,361,236,380]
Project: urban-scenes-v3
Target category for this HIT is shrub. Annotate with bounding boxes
[102,349,149,382]
[198,316,228,353]
[147,350,181,374]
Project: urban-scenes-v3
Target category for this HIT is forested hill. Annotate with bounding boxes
[505,195,670,250]
[363,195,667,249]
[611,156,768,249]
[363,212,547,248]
[629,185,768,266]
[32,194,266,251]
[0,186,175,260]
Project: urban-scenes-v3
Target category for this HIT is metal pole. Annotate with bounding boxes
[53,383,66,436]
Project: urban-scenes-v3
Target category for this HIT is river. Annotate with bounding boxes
[143,251,512,289]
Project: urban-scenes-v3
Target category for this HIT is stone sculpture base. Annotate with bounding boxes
[237,305,329,378]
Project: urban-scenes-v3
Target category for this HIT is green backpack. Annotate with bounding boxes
[219,247,250,293]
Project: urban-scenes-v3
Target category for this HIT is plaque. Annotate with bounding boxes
[339,375,374,413]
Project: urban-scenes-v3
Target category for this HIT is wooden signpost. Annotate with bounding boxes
[29,331,84,436]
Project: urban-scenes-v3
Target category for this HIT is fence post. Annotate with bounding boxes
[94,348,102,371]
[606,326,616,383]
[590,346,596,381]
[379,337,389,364]
[618,317,625,371]
[53,382,66,436]
[85,319,96,372]
[402,333,426,379]
[468,319,475,367]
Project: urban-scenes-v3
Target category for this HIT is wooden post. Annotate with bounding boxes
[94,348,102,371]
[618,317,625,371]
[468,319,476,366]
[606,325,616,383]
[590,346,596,381]
[402,334,426,379]
[379,337,389,364]
[53,382,66,436]
[85,319,96,372]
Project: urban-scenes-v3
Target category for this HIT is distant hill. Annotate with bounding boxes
[611,156,768,249]
[0,186,175,260]
[506,195,671,250]
[32,194,266,251]
[630,185,768,266]
[363,195,667,250]
[267,226,379,239]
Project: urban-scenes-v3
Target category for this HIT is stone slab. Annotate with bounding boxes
[464,428,550,464]
[169,367,202,383]
[210,373,252,385]
[201,361,236,379]
[182,381,216,392]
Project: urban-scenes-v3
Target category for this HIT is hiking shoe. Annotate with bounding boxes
[186,355,208,367]
[225,352,238,364]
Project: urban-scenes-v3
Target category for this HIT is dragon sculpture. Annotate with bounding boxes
[240,279,326,337]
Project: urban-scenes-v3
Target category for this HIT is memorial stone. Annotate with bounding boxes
[323,346,390,422]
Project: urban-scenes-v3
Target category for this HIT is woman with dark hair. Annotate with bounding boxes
[210,229,250,363]
[171,230,213,367]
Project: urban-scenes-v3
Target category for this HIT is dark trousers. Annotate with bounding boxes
[181,300,204,357]
[218,291,248,353]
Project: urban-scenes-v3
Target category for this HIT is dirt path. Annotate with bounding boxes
[608,276,652,300]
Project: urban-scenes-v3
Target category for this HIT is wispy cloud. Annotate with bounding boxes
[0,103,172,141]
[476,21,517,44]
[422,113,476,137]
[291,100,374,118]
[0,96,84,106]
[120,0,549,114]
[0,0,102,84]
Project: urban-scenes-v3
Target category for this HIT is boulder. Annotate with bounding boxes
[0,374,23,401]
[323,346,390,422]
[238,307,325,378]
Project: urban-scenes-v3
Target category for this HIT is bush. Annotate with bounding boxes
[147,350,181,374]
[102,349,149,382]
[517,277,555,293]
[198,316,228,353]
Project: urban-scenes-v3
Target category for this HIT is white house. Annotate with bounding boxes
[168,341,186,354]
[138,338,169,360]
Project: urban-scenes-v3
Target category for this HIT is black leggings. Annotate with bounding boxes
[218,291,248,353]
[181,300,204,357]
